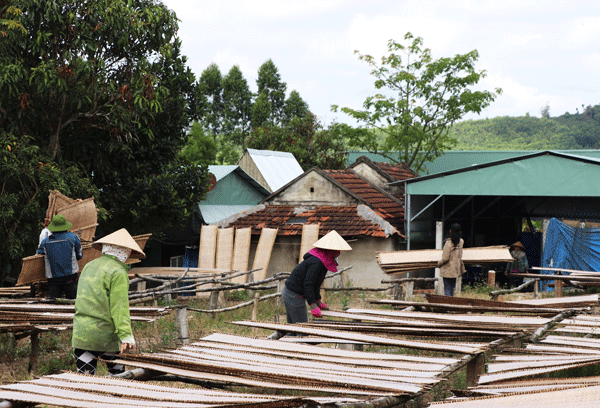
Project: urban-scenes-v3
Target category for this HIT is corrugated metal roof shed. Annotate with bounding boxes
[347,150,600,175]
[200,165,270,224]
[244,149,304,192]
[403,151,600,197]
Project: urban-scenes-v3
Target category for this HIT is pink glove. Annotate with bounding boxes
[310,304,322,318]
[318,302,329,310]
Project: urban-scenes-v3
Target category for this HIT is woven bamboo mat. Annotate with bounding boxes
[299,224,319,262]
[507,294,599,308]
[377,246,513,275]
[198,225,218,269]
[252,227,278,281]
[56,197,98,242]
[344,309,549,330]
[231,321,486,354]
[231,227,251,284]
[215,227,234,270]
[201,333,458,365]
[188,339,449,371]
[430,384,600,407]
[0,372,358,408]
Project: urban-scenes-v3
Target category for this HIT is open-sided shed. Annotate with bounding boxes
[396,151,600,269]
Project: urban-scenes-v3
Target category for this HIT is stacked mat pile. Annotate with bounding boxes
[377,246,513,275]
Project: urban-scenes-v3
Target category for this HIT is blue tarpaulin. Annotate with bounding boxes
[541,217,600,291]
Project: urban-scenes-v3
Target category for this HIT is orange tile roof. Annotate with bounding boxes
[374,161,419,182]
[221,205,399,238]
[324,170,404,226]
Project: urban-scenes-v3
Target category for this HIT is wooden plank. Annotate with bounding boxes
[507,294,599,306]
[299,224,319,263]
[231,228,251,284]
[198,225,218,269]
[252,227,278,281]
[215,228,234,271]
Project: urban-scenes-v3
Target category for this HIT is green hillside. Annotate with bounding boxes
[449,104,600,150]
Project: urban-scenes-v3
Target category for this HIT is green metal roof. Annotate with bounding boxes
[404,151,600,197]
[347,150,600,175]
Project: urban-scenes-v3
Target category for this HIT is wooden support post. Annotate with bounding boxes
[393,282,403,300]
[404,281,414,301]
[534,278,539,299]
[247,273,255,299]
[163,293,172,303]
[251,293,260,335]
[455,275,462,297]
[136,280,146,293]
[153,298,158,330]
[28,331,40,373]
[175,307,190,345]
[555,278,563,298]
[435,221,443,295]
[277,278,284,307]
[465,353,485,387]
[340,270,349,288]
[487,270,496,287]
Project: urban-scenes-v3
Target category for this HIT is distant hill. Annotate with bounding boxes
[449,104,600,150]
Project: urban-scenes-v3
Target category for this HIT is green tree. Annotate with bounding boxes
[0,0,209,278]
[196,62,224,138]
[251,92,272,129]
[256,59,287,124]
[0,133,98,284]
[248,112,346,170]
[180,122,217,165]
[222,65,253,147]
[332,32,501,173]
[283,90,309,124]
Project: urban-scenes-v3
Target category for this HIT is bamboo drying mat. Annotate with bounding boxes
[344,309,550,331]
[198,225,218,269]
[231,321,486,354]
[0,372,360,408]
[114,331,467,395]
[231,227,251,284]
[215,227,234,270]
[430,384,600,407]
[252,227,278,281]
[377,246,513,274]
[299,224,319,262]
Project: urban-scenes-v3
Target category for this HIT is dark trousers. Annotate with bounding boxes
[443,277,456,296]
[74,349,124,375]
[48,274,78,299]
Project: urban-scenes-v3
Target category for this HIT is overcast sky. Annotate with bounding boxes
[161,0,600,126]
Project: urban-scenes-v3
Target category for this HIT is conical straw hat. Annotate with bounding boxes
[313,230,352,251]
[92,228,146,259]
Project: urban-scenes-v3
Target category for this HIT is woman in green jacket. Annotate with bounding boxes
[72,229,145,375]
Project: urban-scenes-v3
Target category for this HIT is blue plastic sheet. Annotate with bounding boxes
[541,218,600,291]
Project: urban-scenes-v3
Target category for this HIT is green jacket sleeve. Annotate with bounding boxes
[109,269,135,345]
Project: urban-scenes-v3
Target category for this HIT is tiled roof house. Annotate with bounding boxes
[219,163,417,287]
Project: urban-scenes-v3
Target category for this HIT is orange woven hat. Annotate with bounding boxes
[92,228,146,259]
[313,230,352,251]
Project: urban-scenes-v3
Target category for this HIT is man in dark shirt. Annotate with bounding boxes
[37,214,83,299]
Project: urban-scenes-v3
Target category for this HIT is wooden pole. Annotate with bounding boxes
[247,273,255,299]
[28,331,40,373]
[465,353,485,387]
[175,307,190,345]
[435,221,443,295]
[277,278,284,307]
[251,292,260,336]
[404,281,414,301]
[555,278,563,298]
[487,270,496,287]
